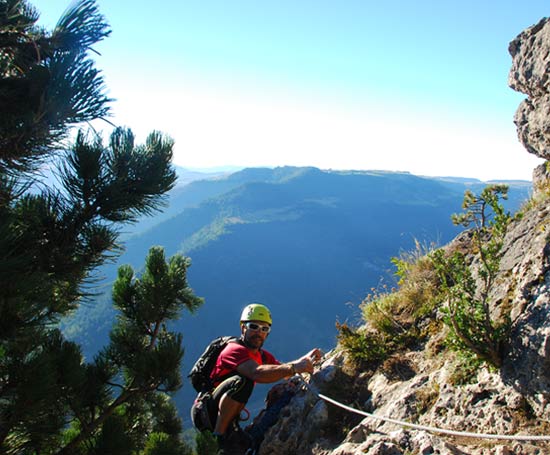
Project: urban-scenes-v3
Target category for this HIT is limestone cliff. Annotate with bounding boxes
[509,17,550,196]
[257,17,550,455]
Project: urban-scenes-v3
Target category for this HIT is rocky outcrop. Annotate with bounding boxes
[259,224,550,453]
[509,17,550,194]
[500,205,550,413]
[509,17,550,160]
[257,17,550,455]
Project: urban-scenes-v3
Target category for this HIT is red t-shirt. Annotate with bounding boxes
[210,341,279,385]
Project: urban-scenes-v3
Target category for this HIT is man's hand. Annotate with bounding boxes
[293,348,322,374]
[307,348,322,363]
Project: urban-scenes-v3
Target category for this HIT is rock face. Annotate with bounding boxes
[509,17,550,194]
[256,17,550,455]
[500,205,550,414]
[509,17,550,161]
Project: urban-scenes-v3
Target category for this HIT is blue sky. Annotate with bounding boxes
[34,0,549,180]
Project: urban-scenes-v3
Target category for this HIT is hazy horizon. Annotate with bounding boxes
[33,0,548,181]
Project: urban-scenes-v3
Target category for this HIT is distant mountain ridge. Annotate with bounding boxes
[62,166,532,420]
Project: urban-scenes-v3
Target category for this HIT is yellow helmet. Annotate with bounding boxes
[240,303,272,325]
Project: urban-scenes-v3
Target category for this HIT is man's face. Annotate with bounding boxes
[242,320,270,349]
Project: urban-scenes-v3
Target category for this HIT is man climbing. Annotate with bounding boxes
[197,303,322,454]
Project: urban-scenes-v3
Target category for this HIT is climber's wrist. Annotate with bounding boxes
[287,362,297,375]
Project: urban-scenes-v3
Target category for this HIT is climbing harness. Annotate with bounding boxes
[297,373,550,442]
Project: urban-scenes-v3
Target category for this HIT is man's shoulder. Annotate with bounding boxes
[220,339,248,355]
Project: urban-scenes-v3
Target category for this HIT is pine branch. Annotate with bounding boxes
[0,0,112,172]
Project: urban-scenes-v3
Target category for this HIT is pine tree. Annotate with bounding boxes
[0,1,201,453]
[58,247,202,454]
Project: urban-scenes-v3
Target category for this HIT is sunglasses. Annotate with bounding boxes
[245,322,271,333]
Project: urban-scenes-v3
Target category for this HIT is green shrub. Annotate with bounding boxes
[447,352,485,386]
[362,292,404,336]
[337,240,441,368]
[362,243,440,339]
[430,185,511,368]
[336,322,388,364]
[142,432,193,455]
[194,431,218,455]
[339,185,513,373]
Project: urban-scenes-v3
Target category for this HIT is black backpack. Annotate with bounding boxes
[188,336,240,393]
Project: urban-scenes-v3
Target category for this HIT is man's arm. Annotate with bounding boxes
[236,348,322,383]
